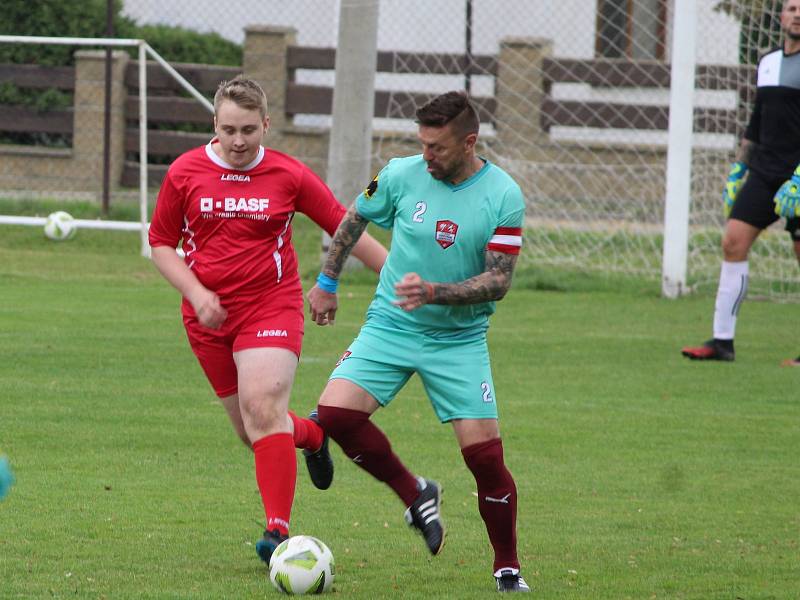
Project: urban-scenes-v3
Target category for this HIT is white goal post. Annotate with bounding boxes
[661,0,697,299]
[0,34,215,257]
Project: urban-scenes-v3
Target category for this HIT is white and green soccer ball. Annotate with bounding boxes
[269,535,335,595]
[43,211,77,241]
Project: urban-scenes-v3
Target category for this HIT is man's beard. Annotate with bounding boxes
[786,23,800,41]
[427,160,462,182]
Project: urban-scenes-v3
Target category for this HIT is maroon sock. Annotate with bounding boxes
[288,410,324,452]
[252,432,296,536]
[462,438,519,572]
[317,405,419,506]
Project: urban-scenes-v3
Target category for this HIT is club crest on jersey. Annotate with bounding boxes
[435,219,458,249]
[364,175,378,199]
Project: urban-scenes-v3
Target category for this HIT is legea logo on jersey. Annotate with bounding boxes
[435,219,458,249]
[220,174,251,182]
[200,197,270,213]
[256,329,288,338]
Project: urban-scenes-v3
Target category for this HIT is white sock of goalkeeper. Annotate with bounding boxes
[712,260,749,340]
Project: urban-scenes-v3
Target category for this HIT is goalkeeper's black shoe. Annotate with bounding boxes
[404,477,445,555]
[681,338,734,362]
[303,410,333,490]
[255,528,288,564]
[495,569,532,593]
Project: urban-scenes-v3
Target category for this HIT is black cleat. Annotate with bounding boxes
[495,568,531,593]
[303,410,334,490]
[681,338,735,361]
[255,528,288,564]
[404,477,445,555]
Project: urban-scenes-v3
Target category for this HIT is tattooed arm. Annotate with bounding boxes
[307,205,371,326]
[322,205,371,279]
[393,250,518,312]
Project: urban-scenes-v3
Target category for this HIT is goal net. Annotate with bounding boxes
[6,1,798,297]
[0,34,213,257]
[380,0,795,298]
[271,0,798,298]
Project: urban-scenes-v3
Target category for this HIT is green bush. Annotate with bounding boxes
[118,23,242,66]
[0,0,241,67]
[0,0,241,147]
[0,0,136,66]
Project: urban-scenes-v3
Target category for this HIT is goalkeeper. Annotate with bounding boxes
[682,0,800,364]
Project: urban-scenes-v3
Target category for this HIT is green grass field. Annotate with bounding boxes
[1,215,799,599]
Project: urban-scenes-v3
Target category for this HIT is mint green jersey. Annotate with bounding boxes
[355,154,525,334]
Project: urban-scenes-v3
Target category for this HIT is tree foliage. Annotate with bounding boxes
[714,0,784,64]
[0,0,241,146]
[0,0,241,66]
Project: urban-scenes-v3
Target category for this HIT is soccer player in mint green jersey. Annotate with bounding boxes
[307,91,530,593]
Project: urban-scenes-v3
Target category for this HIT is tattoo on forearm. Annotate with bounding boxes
[429,251,518,305]
[737,139,754,165]
[323,206,369,278]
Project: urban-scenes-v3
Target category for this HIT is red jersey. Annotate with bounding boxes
[149,142,346,310]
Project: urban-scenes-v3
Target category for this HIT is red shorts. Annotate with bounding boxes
[183,297,304,398]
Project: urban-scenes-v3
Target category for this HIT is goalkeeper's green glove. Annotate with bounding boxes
[774,164,800,218]
[722,161,747,219]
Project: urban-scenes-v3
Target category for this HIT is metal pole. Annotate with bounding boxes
[139,42,149,258]
[144,45,214,113]
[661,0,697,298]
[465,0,473,93]
[101,0,114,217]
[324,0,379,269]
[0,35,141,46]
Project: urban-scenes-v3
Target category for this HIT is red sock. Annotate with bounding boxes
[252,432,296,536]
[317,405,419,506]
[462,438,519,572]
[288,411,324,452]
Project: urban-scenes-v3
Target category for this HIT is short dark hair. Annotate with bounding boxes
[415,91,479,138]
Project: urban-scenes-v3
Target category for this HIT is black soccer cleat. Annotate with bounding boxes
[495,568,532,593]
[404,477,445,555]
[255,528,288,565]
[303,410,334,490]
[681,338,735,362]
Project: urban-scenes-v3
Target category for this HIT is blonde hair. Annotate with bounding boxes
[213,76,268,118]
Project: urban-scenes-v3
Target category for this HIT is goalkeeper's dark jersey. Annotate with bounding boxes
[745,47,800,180]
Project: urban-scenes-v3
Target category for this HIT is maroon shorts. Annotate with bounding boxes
[183,298,304,398]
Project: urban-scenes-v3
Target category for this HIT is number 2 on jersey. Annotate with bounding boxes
[412,201,427,223]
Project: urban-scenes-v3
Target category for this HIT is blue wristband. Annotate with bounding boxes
[316,272,338,294]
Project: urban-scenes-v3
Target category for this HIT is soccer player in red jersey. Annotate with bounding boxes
[148,76,387,563]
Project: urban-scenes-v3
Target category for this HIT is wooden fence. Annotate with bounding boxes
[0,63,75,137]
[540,57,752,134]
[0,46,755,191]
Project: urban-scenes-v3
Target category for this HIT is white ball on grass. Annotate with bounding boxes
[269,535,335,595]
[43,211,77,241]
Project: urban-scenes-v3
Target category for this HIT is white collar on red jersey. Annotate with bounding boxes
[205,138,265,171]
